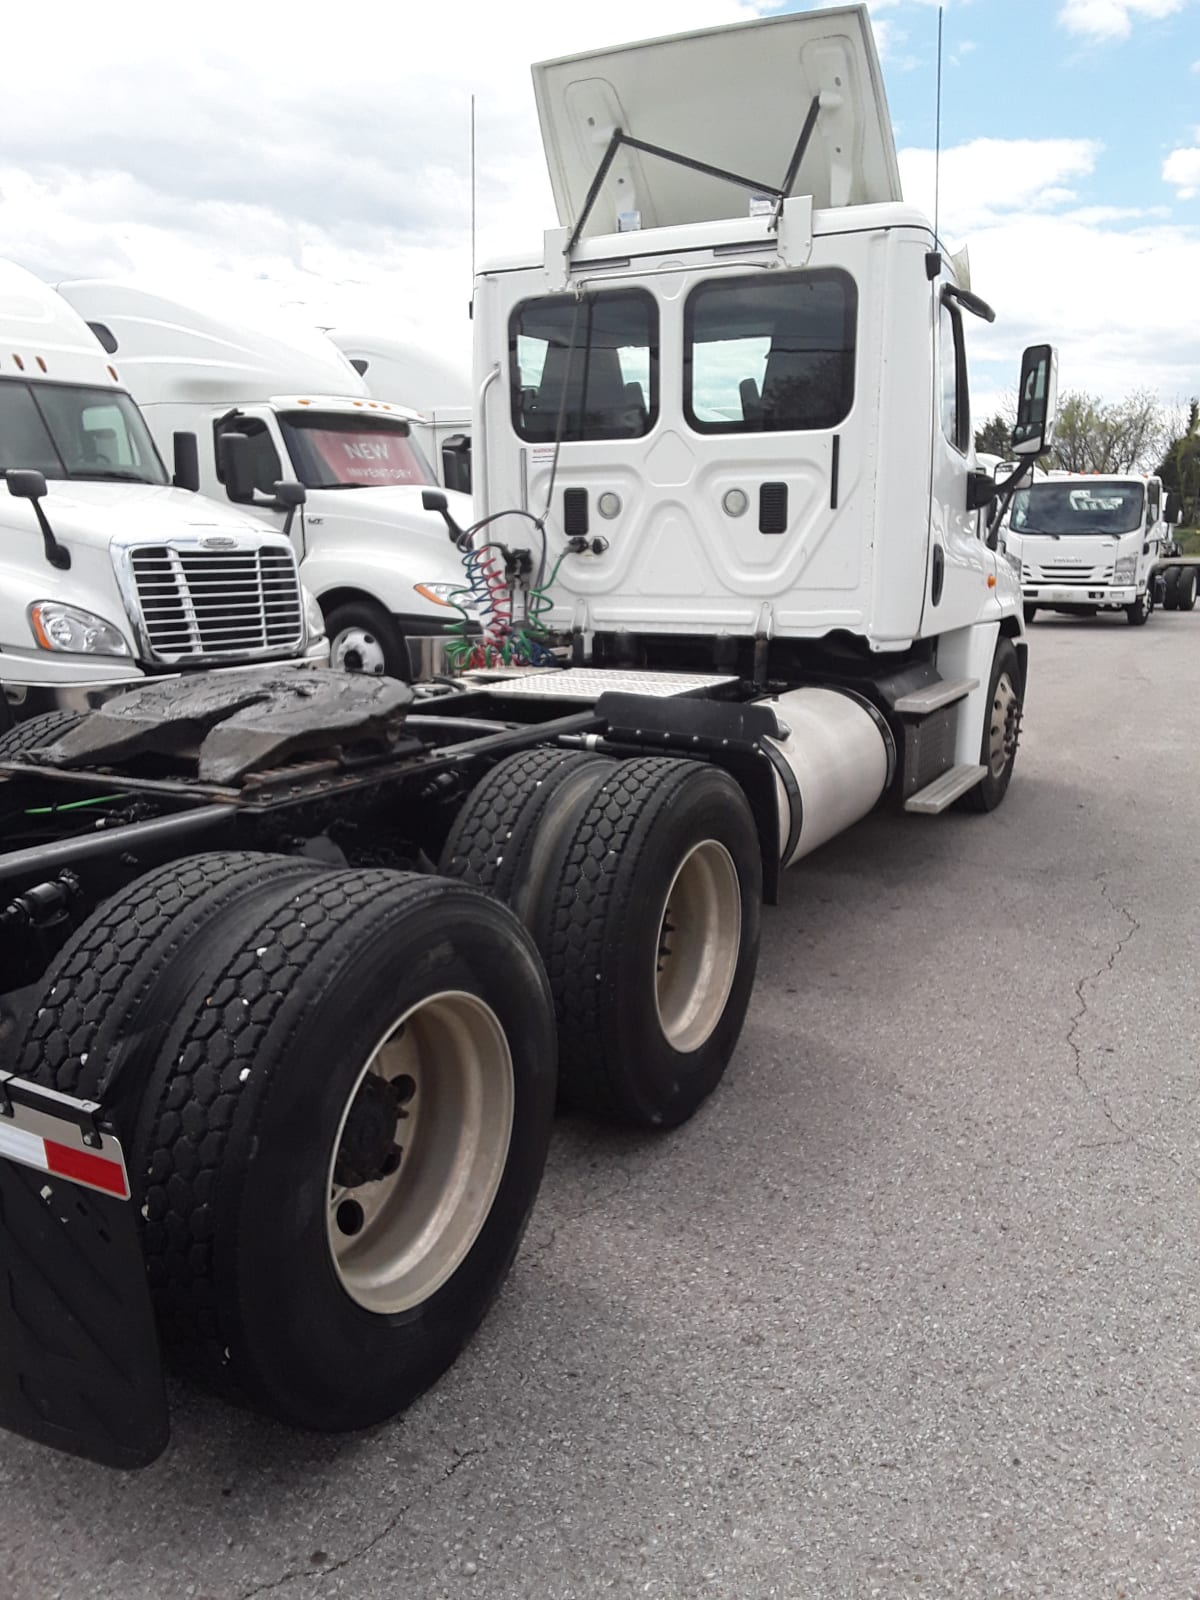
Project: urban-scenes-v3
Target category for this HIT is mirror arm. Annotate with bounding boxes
[31,499,71,570]
[941,283,996,324]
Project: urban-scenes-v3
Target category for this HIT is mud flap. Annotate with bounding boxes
[0,1074,168,1469]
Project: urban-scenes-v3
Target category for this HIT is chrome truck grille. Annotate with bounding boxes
[1020,561,1115,585]
[125,542,304,664]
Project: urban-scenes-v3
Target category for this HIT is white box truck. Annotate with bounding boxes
[0,263,327,728]
[1008,471,1197,624]
[55,283,477,679]
[0,6,1058,1470]
[327,330,473,494]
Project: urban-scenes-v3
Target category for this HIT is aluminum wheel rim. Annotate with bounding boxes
[989,671,1019,778]
[654,840,741,1053]
[331,626,387,675]
[327,991,514,1315]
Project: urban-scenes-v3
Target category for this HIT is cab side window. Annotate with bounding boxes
[939,301,970,455]
[1147,480,1161,525]
[80,404,138,470]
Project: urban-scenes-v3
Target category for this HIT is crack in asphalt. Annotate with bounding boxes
[1066,876,1177,1166]
[235,1446,490,1600]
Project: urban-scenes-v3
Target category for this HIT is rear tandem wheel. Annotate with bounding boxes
[17,861,556,1432]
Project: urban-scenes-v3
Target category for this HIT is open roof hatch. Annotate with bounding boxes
[532,4,901,246]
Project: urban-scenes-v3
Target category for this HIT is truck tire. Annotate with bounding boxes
[325,599,410,681]
[539,758,762,1128]
[1022,604,1038,624]
[960,639,1022,814]
[15,853,322,1114]
[0,708,85,758]
[1125,589,1153,626]
[1176,568,1197,612]
[439,746,614,925]
[125,870,555,1431]
[1162,568,1182,610]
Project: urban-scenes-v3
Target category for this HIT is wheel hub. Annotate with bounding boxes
[331,627,387,676]
[988,672,1021,778]
[653,840,741,1054]
[326,991,515,1316]
[333,1071,409,1188]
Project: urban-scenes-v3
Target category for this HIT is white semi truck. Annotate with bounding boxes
[327,329,473,494]
[0,263,327,728]
[1009,471,1197,624]
[55,283,477,679]
[0,5,1056,1469]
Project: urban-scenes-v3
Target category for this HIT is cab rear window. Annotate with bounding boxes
[684,269,857,434]
[510,291,658,443]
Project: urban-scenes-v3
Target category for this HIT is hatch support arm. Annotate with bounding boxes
[564,112,822,258]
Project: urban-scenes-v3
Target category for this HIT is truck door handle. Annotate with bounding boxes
[931,545,945,606]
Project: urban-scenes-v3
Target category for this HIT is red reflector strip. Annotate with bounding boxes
[44,1139,129,1198]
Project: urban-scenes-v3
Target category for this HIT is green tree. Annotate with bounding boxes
[974,412,1011,457]
[1155,398,1200,526]
[1049,389,1167,474]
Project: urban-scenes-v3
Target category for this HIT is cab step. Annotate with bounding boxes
[904,763,987,814]
[892,677,978,715]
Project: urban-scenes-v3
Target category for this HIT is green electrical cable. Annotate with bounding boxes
[25,794,123,816]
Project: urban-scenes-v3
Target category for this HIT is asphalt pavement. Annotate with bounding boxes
[2,611,1198,1600]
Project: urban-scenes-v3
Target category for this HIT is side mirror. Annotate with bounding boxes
[421,487,467,545]
[173,431,200,493]
[216,431,255,504]
[967,469,997,513]
[272,479,307,543]
[441,435,472,496]
[1164,495,1181,525]
[5,469,49,502]
[5,469,70,569]
[273,480,307,510]
[1011,344,1058,457]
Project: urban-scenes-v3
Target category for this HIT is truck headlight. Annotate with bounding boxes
[1112,556,1136,583]
[28,601,130,656]
[302,585,325,641]
[413,582,463,607]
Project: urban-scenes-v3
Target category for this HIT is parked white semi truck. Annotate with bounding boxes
[55,283,476,679]
[0,263,326,728]
[0,6,1057,1470]
[327,329,473,494]
[1009,471,1197,624]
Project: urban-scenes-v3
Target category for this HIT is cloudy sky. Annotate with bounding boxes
[2,0,1197,421]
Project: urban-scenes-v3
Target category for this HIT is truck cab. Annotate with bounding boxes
[54,283,477,680]
[0,263,326,725]
[1009,472,1167,626]
[471,5,1050,795]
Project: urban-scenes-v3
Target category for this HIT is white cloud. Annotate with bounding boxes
[899,137,1102,234]
[1058,0,1192,42]
[899,134,1200,409]
[1164,145,1200,197]
[0,0,777,376]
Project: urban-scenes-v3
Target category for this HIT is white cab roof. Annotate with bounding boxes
[0,261,126,390]
[327,330,471,412]
[533,3,899,239]
[55,280,370,408]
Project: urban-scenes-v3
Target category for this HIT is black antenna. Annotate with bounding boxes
[934,5,944,249]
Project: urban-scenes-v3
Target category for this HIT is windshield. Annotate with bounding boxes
[1011,482,1145,536]
[278,411,435,489]
[0,379,167,485]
